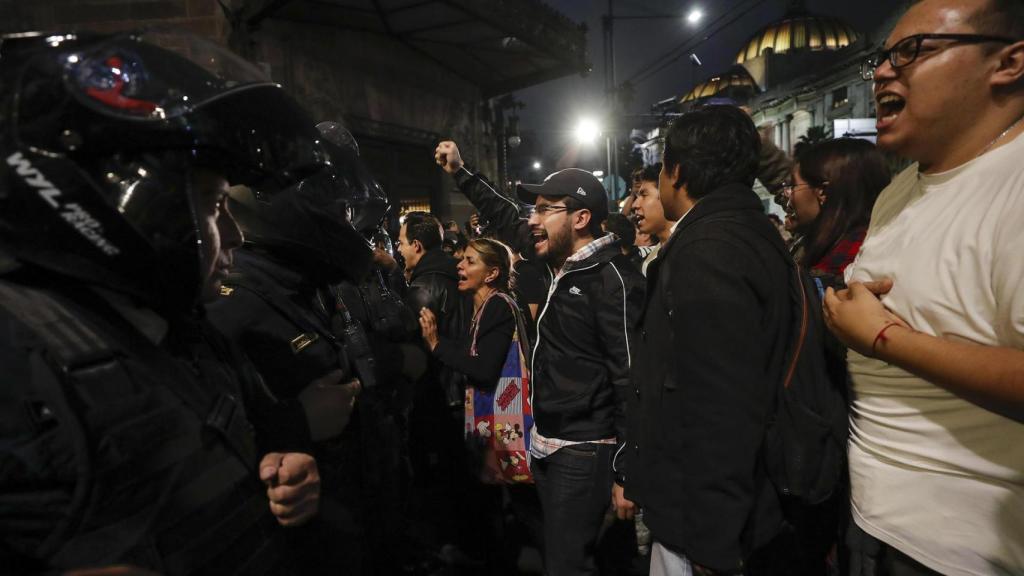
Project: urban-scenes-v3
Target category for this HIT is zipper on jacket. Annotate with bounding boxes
[529,260,602,409]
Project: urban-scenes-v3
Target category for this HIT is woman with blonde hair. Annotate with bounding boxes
[419,237,538,570]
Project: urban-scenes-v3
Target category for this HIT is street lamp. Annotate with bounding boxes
[532,160,542,171]
[574,118,601,146]
[602,4,708,200]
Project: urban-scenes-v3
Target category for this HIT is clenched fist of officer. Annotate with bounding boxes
[259,452,321,527]
[298,369,361,441]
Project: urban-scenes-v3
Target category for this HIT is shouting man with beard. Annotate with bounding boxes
[435,141,645,576]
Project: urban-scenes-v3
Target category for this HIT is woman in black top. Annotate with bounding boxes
[418,238,517,391]
[418,238,541,571]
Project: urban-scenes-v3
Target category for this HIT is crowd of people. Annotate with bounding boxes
[0,0,1022,575]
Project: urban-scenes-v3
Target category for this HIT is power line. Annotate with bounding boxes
[623,0,757,84]
[623,0,769,88]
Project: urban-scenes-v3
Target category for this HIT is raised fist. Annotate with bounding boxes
[434,140,464,174]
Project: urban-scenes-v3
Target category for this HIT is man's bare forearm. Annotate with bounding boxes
[875,326,1024,422]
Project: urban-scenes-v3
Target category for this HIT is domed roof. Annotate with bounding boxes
[735,6,859,65]
[682,65,759,103]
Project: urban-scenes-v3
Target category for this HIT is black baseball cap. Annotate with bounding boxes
[517,168,609,222]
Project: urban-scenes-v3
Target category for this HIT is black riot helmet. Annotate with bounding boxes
[0,30,330,314]
[227,120,376,283]
[227,165,375,284]
[315,120,391,234]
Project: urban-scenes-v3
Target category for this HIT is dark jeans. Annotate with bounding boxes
[531,442,615,576]
[846,519,941,576]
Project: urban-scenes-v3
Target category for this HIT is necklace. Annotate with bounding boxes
[977,111,1024,159]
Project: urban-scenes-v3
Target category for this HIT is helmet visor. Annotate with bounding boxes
[66,29,271,121]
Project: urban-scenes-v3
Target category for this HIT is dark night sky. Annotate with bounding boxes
[512,0,903,170]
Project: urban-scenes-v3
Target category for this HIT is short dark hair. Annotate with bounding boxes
[797,138,891,269]
[603,212,636,247]
[562,196,607,239]
[662,105,761,200]
[638,162,662,184]
[403,211,442,251]
[967,0,1024,41]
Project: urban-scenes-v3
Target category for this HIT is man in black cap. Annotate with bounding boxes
[435,141,645,576]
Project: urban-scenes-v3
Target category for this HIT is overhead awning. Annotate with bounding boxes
[237,0,590,97]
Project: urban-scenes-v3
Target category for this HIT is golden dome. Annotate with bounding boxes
[735,12,859,64]
[682,65,759,103]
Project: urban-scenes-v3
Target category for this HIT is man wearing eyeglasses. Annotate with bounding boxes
[434,141,645,575]
[825,0,1024,574]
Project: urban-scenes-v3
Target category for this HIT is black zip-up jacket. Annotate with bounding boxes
[405,248,472,405]
[407,248,469,339]
[453,166,644,479]
[627,185,792,573]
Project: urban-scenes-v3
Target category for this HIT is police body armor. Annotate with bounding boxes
[210,250,370,575]
[215,254,368,395]
[0,276,285,575]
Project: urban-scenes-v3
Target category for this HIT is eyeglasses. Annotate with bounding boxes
[861,33,1017,81]
[529,204,573,217]
[780,181,819,196]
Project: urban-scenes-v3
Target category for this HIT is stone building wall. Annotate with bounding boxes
[0,0,499,222]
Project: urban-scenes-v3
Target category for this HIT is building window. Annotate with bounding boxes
[832,86,849,109]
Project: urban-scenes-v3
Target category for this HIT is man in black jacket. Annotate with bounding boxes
[627,106,794,575]
[399,211,471,392]
[435,143,645,576]
[396,210,476,562]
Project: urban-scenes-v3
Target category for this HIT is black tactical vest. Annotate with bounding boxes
[0,278,287,575]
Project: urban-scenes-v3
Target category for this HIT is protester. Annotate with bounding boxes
[418,237,538,571]
[603,212,645,270]
[785,138,890,280]
[397,210,476,565]
[417,238,519,416]
[825,0,1024,573]
[627,105,796,575]
[435,140,645,576]
[631,163,673,275]
[400,211,471,408]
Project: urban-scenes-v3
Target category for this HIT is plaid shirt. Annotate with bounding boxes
[810,226,867,277]
[529,233,620,460]
[557,233,620,277]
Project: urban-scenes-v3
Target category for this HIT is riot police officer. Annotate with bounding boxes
[207,120,393,574]
[0,30,324,574]
[316,122,432,574]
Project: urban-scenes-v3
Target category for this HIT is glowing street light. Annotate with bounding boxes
[686,8,703,25]
[573,118,601,146]
[532,160,542,171]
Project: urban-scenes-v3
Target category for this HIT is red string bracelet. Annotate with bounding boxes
[871,321,901,357]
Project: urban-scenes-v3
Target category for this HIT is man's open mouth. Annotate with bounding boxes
[531,229,548,249]
[876,93,906,128]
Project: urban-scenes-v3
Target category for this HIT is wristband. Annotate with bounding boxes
[871,321,901,357]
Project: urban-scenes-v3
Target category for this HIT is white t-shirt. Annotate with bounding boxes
[844,132,1024,575]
